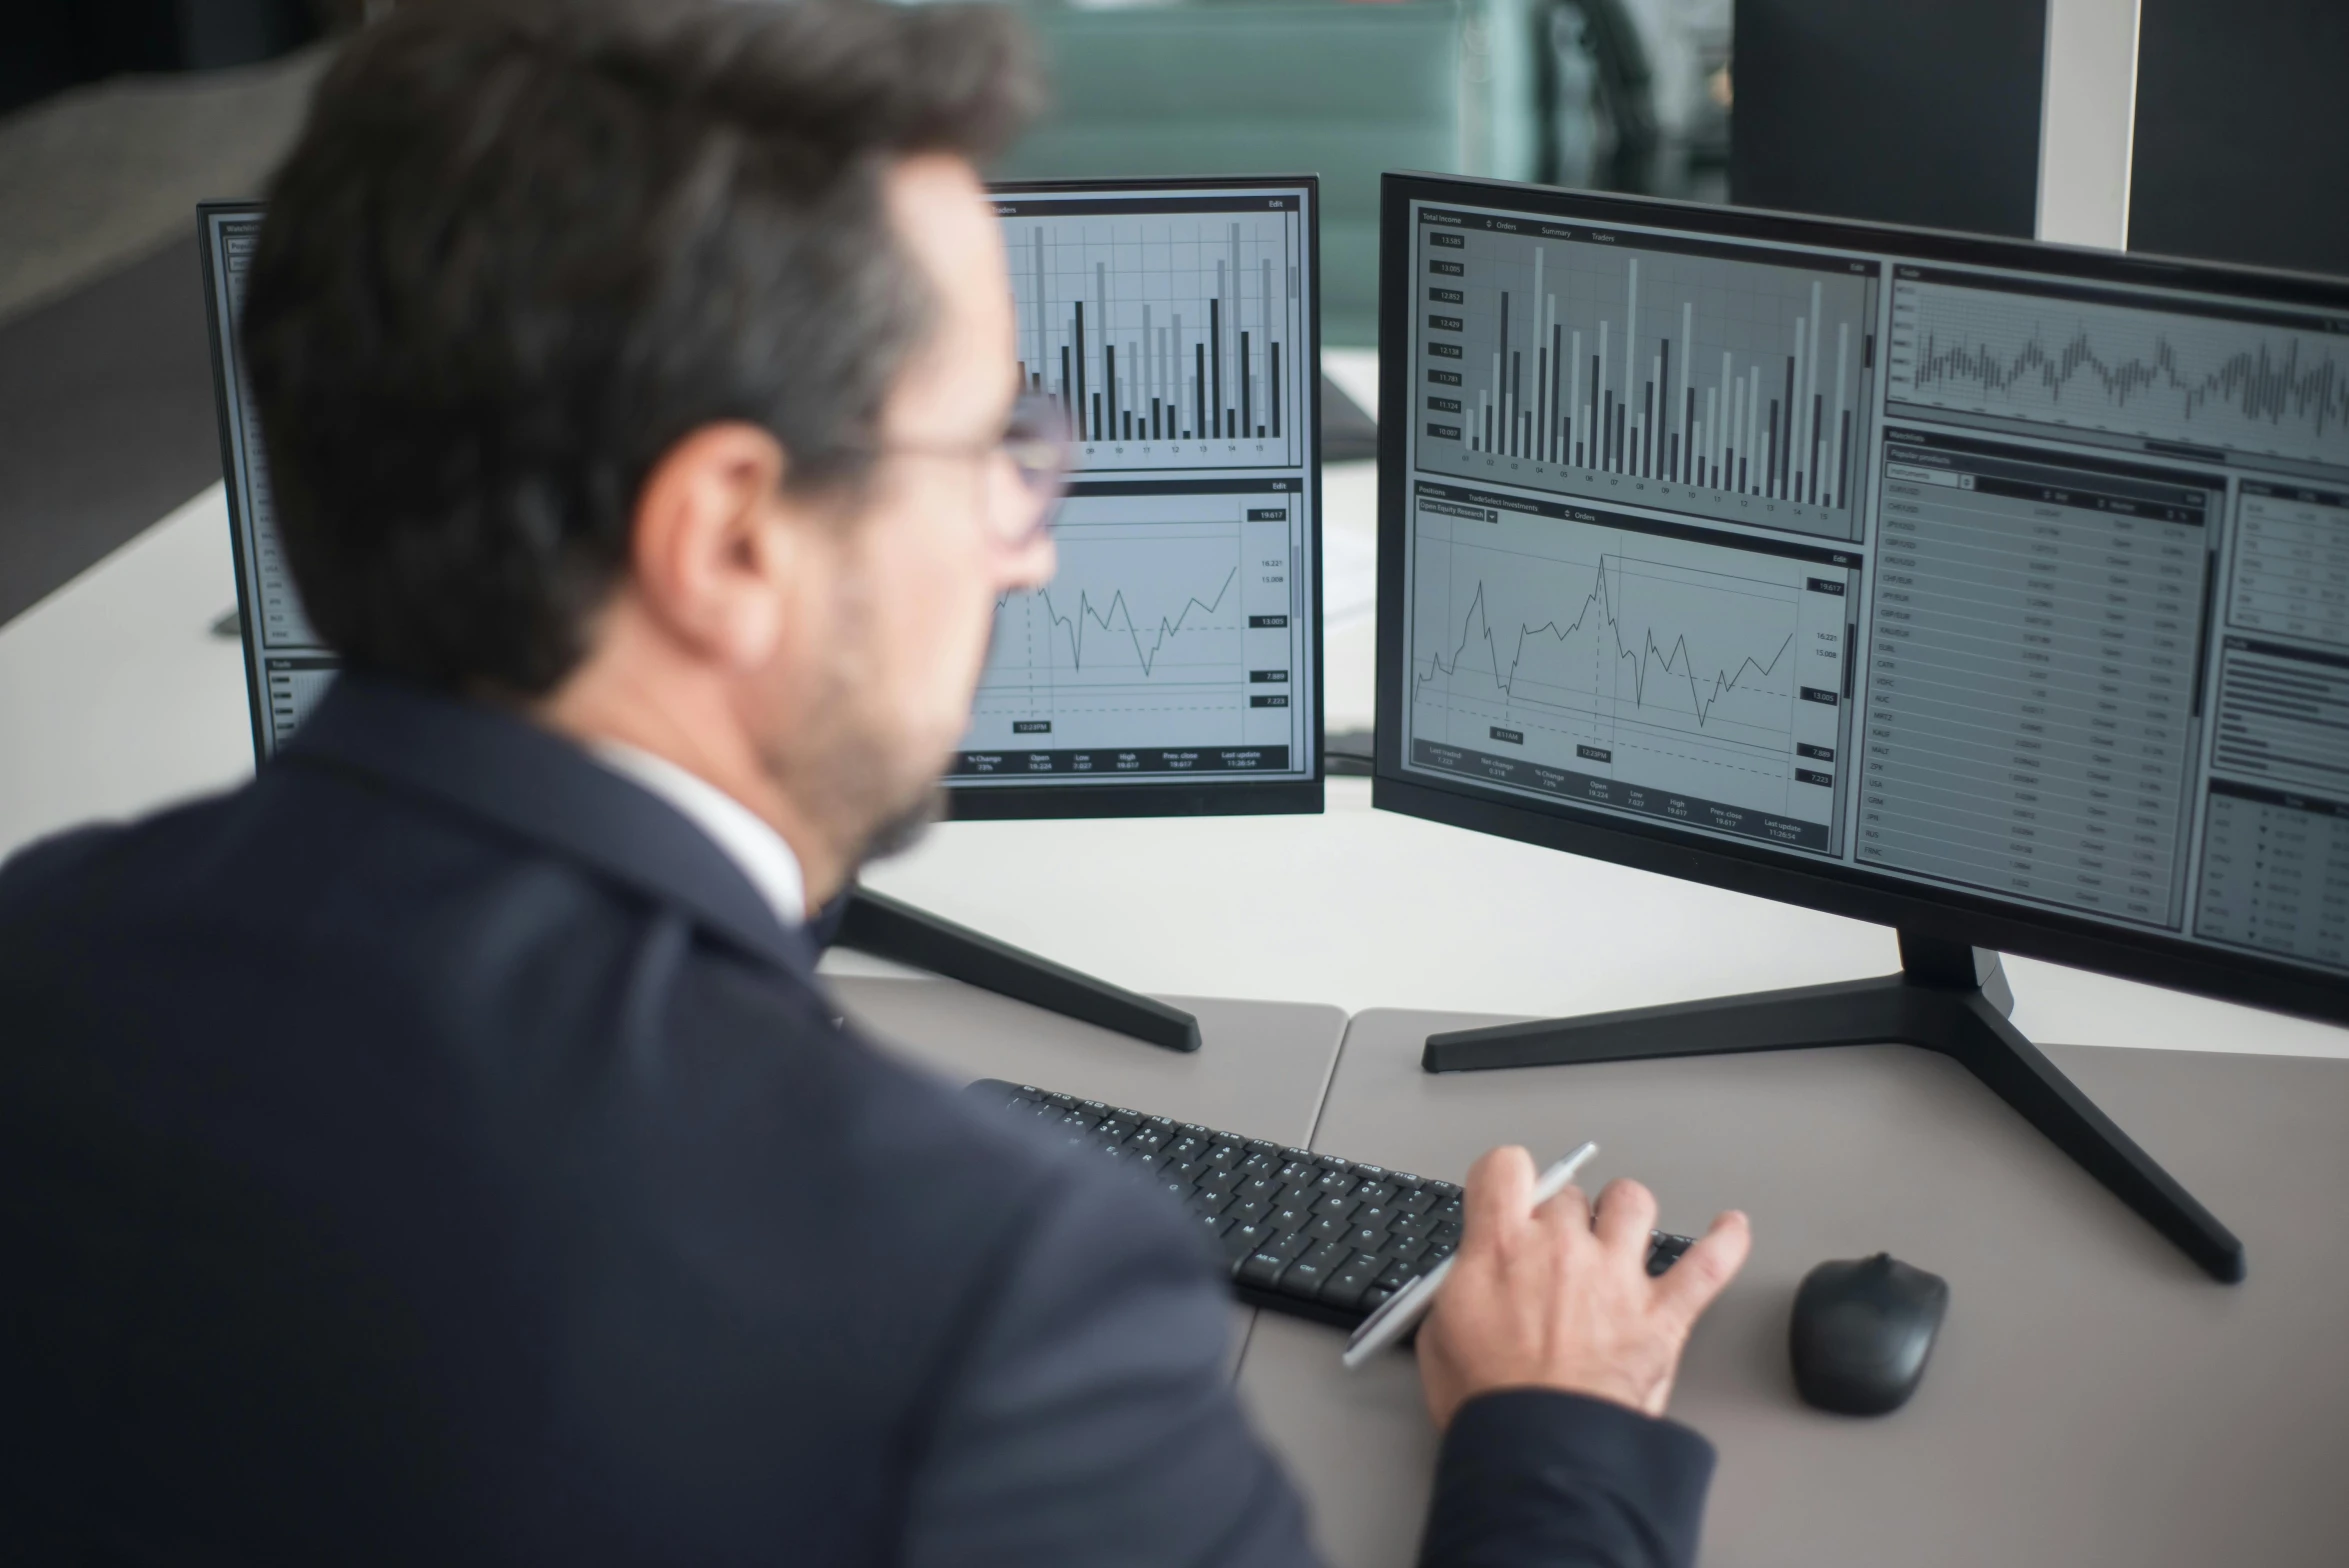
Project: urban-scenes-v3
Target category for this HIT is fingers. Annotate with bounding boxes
[1461,1145,1535,1244]
[1652,1209,1752,1327]
[1590,1177,1658,1255]
[1533,1181,1592,1241]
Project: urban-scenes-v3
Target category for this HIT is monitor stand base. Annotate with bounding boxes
[1420,931,2243,1283]
[833,886,1201,1053]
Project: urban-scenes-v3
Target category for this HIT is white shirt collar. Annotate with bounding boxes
[588,740,806,930]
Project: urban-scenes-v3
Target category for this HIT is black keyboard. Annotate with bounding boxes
[969,1079,1696,1331]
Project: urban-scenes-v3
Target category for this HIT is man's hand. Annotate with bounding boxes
[1415,1146,1751,1430]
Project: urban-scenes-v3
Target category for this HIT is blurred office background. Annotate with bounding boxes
[2,0,2343,629]
[0,0,1734,632]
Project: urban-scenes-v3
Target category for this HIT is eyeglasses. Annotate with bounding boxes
[861,393,1073,547]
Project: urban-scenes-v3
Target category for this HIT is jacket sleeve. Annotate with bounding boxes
[894,1165,1322,1568]
[1417,1389,1717,1568]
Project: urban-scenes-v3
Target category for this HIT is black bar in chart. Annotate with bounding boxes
[1413,206,1881,542]
[1002,193,1310,473]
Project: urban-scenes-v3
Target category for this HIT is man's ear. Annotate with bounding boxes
[628,422,796,669]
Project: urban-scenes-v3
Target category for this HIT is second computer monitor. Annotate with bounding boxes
[952,177,1324,819]
[203,177,1325,820]
[1375,171,2349,1028]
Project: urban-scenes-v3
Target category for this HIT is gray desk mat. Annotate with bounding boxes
[1235,1008,2349,1568]
[826,974,1349,1365]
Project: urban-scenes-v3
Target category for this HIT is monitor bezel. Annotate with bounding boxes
[197,199,277,767]
[1373,170,2349,1029]
[949,174,1325,821]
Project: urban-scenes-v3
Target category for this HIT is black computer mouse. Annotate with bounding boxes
[1789,1253,1949,1415]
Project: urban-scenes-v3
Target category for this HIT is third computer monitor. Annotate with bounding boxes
[1374,172,2349,1026]
[952,177,1324,818]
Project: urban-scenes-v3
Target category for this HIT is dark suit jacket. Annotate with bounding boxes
[0,675,1715,1566]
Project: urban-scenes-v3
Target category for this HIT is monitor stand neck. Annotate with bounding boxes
[1421,931,2243,1283]
[829,886,1201,1053]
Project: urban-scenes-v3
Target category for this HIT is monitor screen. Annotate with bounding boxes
[1376,174,2349,1022]
[956,179,1322,817]
[203,178,1323,818]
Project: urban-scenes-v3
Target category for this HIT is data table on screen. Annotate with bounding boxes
[1855,430,2219,927]
[2228,483,2349,651]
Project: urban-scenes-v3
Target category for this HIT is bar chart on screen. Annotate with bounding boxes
[1412,206,1881,543]
[1000,191,1311,473]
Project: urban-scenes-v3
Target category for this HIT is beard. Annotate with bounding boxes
[761,559,979,888]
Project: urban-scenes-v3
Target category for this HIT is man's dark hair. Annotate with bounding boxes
[242,0,1040,694]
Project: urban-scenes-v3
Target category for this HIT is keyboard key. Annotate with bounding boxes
[1353,1205,1394,1233]
[1278,1242,1348,1300]
[1195,1211,1235,1240]
[1264,1230,1312,1263]
[1344,1226,1384,1254]
[1274,1160,1315,1186]
[1397,1189,1439,1216]
[1306,1216,1349,1245]
[1359,1286,1394,1312]
[1321,1254,1382,1311]
[1374,1259,1419,1290]
[1267,1205,1309,1235]
[1227,1197,1271,1226]
[1647,1233,1694,1277]
[1238,1251,1288,1289]
[1224,1222,1270,1263]
[1354,1183,1401,1211]
[1310,1192,1359,1220]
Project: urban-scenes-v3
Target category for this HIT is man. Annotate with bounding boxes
[0,2,1750,1562]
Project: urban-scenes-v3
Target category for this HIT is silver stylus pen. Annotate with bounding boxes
[1340,1142,1599,1371]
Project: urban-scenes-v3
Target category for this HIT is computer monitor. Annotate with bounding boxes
[1376,172,2349,1281]
[201,177,1324,818]
[955,177,1323,817]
